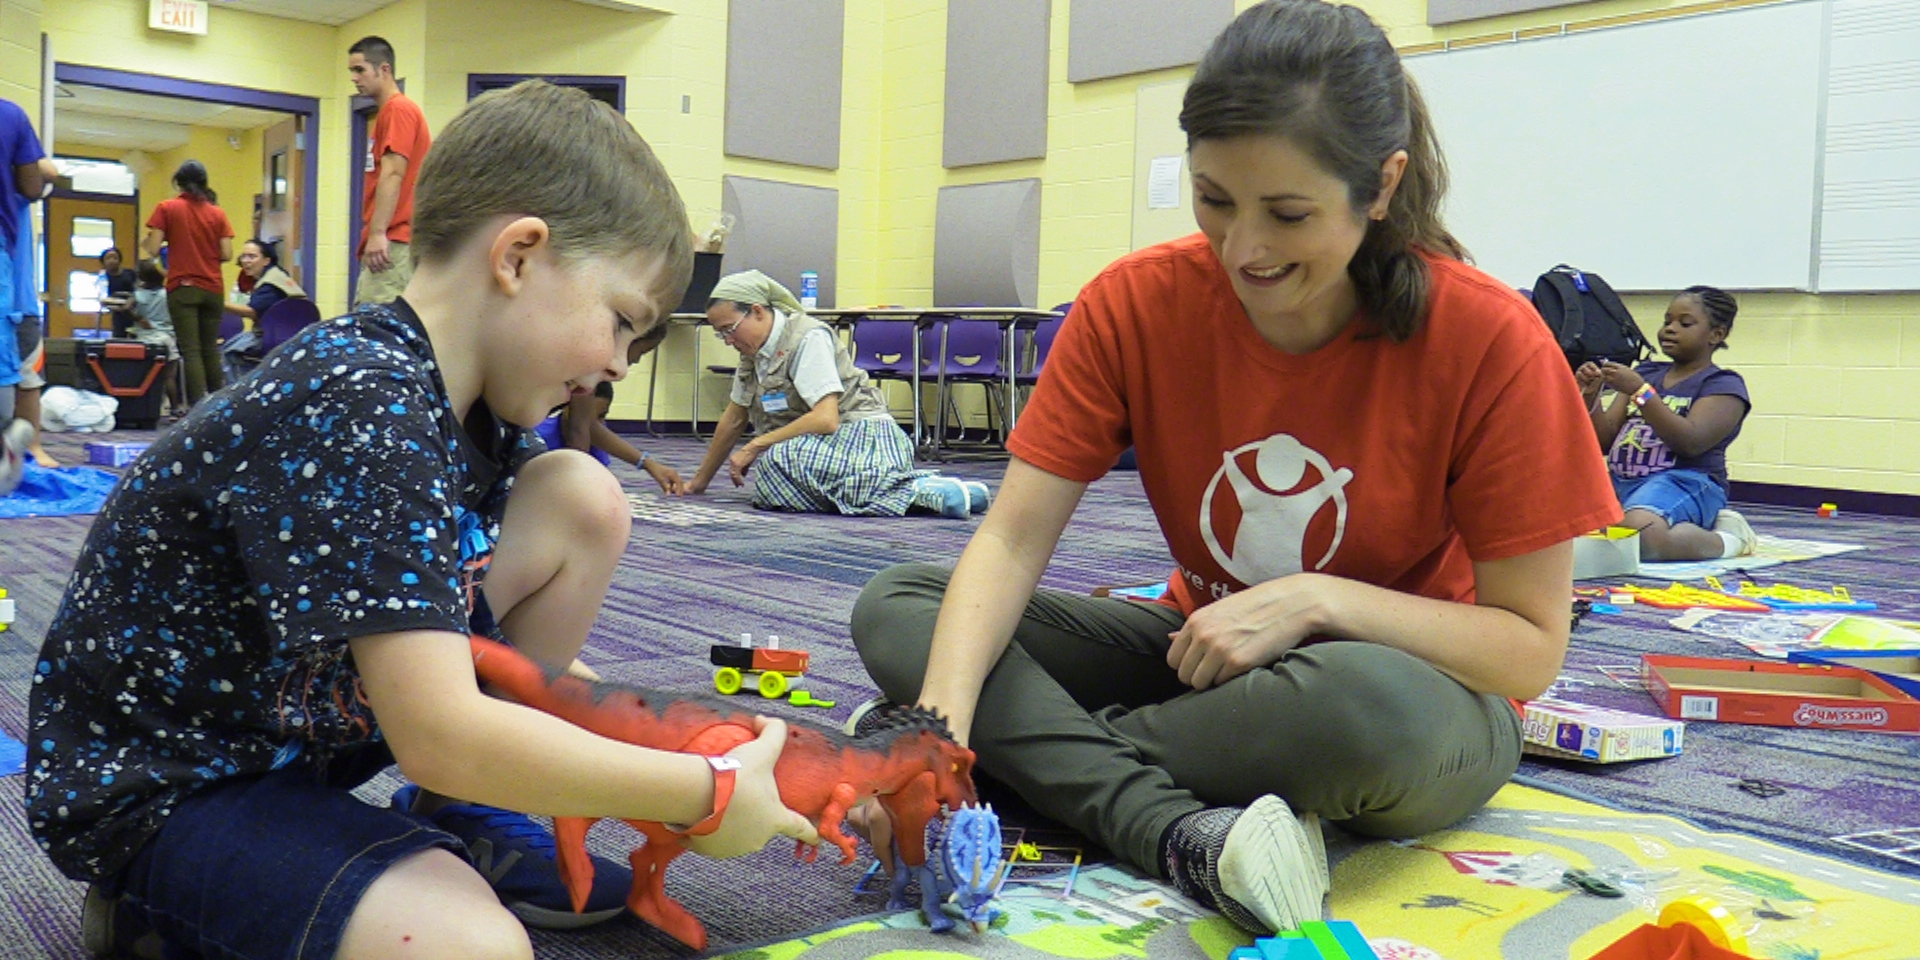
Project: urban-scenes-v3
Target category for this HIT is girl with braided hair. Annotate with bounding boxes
[1578,285,1755,561]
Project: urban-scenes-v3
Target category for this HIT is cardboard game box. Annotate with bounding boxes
[1520,698,1684,763]
[1642,654,1920,734]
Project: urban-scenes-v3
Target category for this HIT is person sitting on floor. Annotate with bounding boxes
[842,0,1620,937]
[678,269,986,518]
[128,260,184,418]
[536,378,684,493]
[1578,285,1755,562]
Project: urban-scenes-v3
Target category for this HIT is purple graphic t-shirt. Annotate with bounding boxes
[1606,361,1750,491]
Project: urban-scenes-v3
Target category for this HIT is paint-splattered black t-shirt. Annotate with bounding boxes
[26,299,535,882]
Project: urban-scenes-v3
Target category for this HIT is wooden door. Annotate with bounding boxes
[45,194,138,339]
[260,115,305,286]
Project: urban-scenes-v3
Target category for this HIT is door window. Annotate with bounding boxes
[69,270,105,314]
[70,217,117,258]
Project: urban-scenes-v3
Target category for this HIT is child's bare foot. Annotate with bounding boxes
[30,442,59,468]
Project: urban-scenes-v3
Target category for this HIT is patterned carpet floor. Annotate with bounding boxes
[3,427,1918,958]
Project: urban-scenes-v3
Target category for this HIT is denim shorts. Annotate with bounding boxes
[1613,468,1727,529]
[105,745,461,960]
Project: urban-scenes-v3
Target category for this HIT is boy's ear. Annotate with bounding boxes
[489,217,552,296]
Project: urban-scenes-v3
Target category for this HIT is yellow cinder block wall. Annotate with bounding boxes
[45,0,346,308]
[0,0,40,112]
[38,0,1918,496]
[136,126,264,296]
[874,0,1919,496]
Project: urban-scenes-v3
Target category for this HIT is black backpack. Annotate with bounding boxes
[1530,265,1651,369]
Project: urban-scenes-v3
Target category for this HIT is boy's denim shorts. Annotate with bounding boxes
[104,745,462,960]
[1613,468,1728,530]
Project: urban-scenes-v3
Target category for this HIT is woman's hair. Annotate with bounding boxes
[173,160,216,204]
[135,260,165,288]
[412,80,695,325]
[245,238,281,272]
[1180,0,1463,341]
[1680,285,1737,350]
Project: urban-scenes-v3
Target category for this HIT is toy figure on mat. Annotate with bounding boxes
[678,269,989,519]
[535,378,685,492]
[845,0,1621,938]
[25,82,822,960]
[1578,286,1755,562]
[469,636,1000,948]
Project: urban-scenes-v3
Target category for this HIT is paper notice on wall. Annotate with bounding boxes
[1147,156,1184,210]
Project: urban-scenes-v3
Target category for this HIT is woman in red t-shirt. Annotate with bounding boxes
[142,160,234,408]
[847,0,1618,936]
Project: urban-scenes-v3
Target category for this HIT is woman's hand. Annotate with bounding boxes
[726,442,764,486]
[1599,361,1645,394]
[1166,574,1343,690]
[1574,362,1603,405]
[681,716,821,860]
[642,459,683,494]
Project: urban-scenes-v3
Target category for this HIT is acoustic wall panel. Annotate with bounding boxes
[1428,0,1588,25]
[933,179,1041,307]
[724,0,844,169]
[943,0,1051,168]
[1067,0,1232,83]
[720,176,839,309]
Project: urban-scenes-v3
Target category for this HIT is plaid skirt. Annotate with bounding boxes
[751,415,930,516]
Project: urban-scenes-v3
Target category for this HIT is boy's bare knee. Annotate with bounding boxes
[519,450,631,543]
[340,848,534,960]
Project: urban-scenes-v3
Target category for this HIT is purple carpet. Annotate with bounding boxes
[3,426,1918,958]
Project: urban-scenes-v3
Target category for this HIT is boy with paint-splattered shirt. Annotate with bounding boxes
[26,82,817,960]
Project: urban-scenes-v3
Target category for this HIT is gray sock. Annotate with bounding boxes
[1161,807,1268,933]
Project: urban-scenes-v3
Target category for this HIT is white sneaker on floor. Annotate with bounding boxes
[1216,795,1330,934]
[1714,509,1757,556]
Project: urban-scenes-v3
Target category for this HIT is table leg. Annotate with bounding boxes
[643,343,662,438]
[911,324,925,453]
[690,331,703,439]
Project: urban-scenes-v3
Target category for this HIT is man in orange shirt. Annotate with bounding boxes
[349,36,430,306]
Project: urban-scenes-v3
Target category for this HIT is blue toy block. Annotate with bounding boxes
[1228,921,1377,960]
[1325,920,1379,960]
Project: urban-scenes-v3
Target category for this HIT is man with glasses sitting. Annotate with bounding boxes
[677,270,985,519]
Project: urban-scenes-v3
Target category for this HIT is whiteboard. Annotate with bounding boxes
[1404,1,1825,291]
[1817,0,1920,292]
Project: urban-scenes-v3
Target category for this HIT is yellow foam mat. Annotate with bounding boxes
[715,783,1920,960]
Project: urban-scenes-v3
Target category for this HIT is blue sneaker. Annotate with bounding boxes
[960,481,991,515]
[910,477,971,519]
[392,784,633,929]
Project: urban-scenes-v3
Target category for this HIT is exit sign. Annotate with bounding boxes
[149,0,209,35]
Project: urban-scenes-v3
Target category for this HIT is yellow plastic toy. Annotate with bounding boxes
[1620,583,1769,612]
[1658,895,1750,952]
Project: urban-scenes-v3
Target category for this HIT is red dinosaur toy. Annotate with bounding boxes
[468,636,978,950]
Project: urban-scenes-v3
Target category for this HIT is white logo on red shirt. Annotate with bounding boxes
[1198,434,1352,587]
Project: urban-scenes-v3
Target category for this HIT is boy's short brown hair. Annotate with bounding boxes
[411,80,694,326]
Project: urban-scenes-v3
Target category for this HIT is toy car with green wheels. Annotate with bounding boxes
[710,643,810,698]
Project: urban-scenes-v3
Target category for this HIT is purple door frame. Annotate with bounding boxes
[54,64,321,294]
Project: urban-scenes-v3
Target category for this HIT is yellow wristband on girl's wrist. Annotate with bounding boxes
[1630,383,1658,410]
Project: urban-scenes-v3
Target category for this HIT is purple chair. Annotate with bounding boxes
[921,315,1012,445]
[850,315,932,440]
[1016,303,1070,387]
[217,310,245,344]
[259,298,322,352]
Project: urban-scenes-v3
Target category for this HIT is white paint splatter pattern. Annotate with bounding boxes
[24,303,533,882]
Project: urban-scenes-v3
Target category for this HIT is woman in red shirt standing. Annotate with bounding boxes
[847,0,1619,936]
[142,160,234,408]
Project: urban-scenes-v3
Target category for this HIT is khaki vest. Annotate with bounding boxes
[738,311,889,434]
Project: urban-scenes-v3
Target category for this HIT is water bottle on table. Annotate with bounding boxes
[799,271,819,311]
